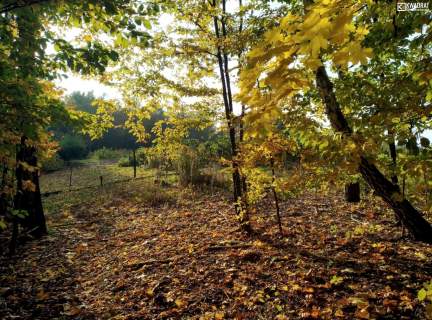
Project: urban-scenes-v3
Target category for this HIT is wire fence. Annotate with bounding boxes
[40,161,176,197]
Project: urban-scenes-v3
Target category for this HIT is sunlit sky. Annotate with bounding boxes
[55,74,121,99]
[53,12,177,100]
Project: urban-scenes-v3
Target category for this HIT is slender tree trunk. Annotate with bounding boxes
[14,136,47,238]
[212,0,249,230]
[237,1,249,205]
[270,158,283,235]
[315,66,432,243]
[345,182,360,203]
[387,133,402,225]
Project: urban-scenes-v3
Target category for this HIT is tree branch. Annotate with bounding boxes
[0,0,52,14]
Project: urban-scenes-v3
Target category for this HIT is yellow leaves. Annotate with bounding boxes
[264,29,284,44]
[347,43,373,65]
[356,26,370,38]
[248,46,266,59]
[280,13,300,30]
[145,287,154,297]
[310,35,328,58]
[83,34,92,42]
[240,0,375,125]
[175,298,186,308]
[199,311,225,320]
[252,240,266,248]
[302,12,322,31]
[332,43,373,67]
[188,244,194,254]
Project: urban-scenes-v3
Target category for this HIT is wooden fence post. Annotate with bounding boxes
[69,163,73,191]
[133,149,137,178]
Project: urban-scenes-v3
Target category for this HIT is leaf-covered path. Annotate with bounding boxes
[1,184,431,319]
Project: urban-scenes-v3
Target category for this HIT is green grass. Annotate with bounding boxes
[40,164,180,216]
[40,164,157,193]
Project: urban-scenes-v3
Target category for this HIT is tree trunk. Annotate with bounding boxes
[270,158,283,235]
[388,134,398,185]
[345,182,360,203]
[315,66,432,243]
[212,0,249,230]
[14,136,47,238]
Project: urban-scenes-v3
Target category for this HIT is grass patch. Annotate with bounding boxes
[40,164,157,194]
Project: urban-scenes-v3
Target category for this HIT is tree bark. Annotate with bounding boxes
[345,182,360,203]
[315,66,432,243]
[14,136,47,238]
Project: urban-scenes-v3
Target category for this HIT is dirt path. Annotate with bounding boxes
[1,186,431,319]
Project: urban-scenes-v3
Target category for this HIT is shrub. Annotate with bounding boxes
[118,156,134,167]
[58,134,87,161]
[176,151,202,186]
[199,166,231,189]
[136,148,147,166]
[41,154,65,172]
[90,147,126,161]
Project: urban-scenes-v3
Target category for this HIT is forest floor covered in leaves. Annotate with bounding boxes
[1,179,432,319]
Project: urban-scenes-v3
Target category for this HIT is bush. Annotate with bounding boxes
[118,156,134,167]
[199,166,231,189]
[136,148,147,166]
[41,154,65,172]
[58,134,88,161]
[177,151,202,186]
[90,147,126,161]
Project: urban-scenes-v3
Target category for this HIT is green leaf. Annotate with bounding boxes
[418,288,427,301]
[142,19,151,30]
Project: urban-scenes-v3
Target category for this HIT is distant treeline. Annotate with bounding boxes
[50,91,165,161]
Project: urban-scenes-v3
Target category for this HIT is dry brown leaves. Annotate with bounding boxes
[0,186,431,319]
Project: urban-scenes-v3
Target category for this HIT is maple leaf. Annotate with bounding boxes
[310,35,328,58]
[347,43,373,65]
